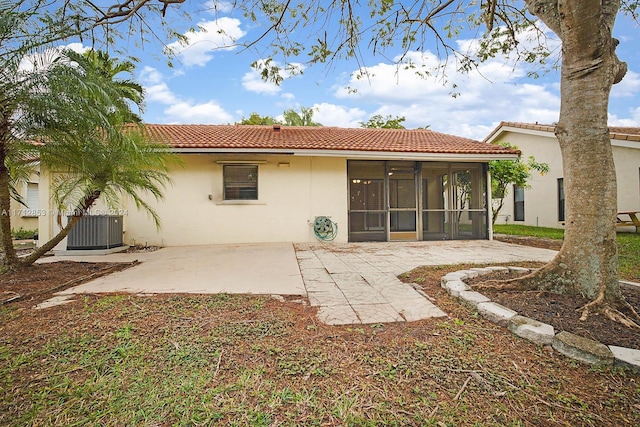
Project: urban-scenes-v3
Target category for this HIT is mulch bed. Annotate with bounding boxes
[495,234,563,250]
[466,271,640,350]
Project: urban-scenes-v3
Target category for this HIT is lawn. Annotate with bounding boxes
[494,224,640,282]
[1,269,639,426]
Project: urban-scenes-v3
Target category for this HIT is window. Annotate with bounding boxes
[22,182,39,217]
[513,185,525,221]
[223,165,258,200]
[558,178,565,222]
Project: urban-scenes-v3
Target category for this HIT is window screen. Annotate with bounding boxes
[223,165,258,200]
[514,185,524,221]
[558,178,565,222]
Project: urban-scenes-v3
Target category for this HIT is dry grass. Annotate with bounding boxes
[1,262,639,426]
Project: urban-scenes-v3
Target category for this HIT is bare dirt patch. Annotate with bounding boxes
[0,261,136,304]
[494,234,563,251]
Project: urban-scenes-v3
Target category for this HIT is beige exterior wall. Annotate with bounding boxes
[120,154,349,246]
[493,129,640,229]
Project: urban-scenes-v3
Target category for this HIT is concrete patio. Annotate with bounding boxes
[40,240,557,325]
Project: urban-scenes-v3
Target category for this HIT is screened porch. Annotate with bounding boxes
[348,160,489,242]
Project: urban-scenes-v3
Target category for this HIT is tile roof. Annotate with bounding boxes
[485,121,640,143]
[139,124,520,156]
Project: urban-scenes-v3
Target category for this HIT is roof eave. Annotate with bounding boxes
[484,122,556,144]
[169,147,519,161]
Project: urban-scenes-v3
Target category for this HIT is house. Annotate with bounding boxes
[7,173,40,236]
[484,122,640,229]
[37,125,520,248]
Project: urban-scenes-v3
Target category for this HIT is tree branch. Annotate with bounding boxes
[525,0,562,35]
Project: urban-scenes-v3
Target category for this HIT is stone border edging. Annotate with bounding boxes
[440,267,640,372]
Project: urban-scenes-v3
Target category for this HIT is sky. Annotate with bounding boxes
[81,0,640,141]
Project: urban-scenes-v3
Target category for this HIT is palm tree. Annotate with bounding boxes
[23,125,174,266]
[0,47,175,270]
[82,49,144,119]
[282,107,322,126]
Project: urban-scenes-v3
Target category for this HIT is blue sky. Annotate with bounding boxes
[79,1,640,140]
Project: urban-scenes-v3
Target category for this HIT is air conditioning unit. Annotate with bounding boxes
[66,215,123,250]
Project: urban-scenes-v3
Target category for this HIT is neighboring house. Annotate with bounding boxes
[38,125,519,248]
[484,122,640,229]
[8,174,40,234]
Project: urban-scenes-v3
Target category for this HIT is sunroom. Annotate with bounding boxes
[348,160,488,242]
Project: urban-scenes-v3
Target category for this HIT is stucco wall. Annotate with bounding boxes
[494,130,640,228]
[8,175,40,235]
[120,154,348,246]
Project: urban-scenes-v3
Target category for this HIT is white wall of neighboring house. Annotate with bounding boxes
[8,174,40,235]
[490,127,640,229]
[39,154,349,248]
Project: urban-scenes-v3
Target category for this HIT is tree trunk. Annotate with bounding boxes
[18,190,101,267]
[523,0,627,308]
[0,124,19,268]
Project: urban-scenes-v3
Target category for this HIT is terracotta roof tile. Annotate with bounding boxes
[139,124,519,156]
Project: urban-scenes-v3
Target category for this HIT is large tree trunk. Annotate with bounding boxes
[521,0,630,317]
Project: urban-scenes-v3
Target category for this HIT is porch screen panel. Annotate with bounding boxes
[450,164,487,239]
[421,163,487,240]
[389,167,417,234]
[348,161,386,241]
[421,165,448,240]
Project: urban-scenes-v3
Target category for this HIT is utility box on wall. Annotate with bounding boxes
[66,215,123,250]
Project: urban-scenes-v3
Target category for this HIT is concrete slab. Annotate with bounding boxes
[42,243,306,296]
[306,290,349,306]
[352,304,404,324]
[477,301,518,326]
[445,280,470,297]
[37,239,556,326]
[316,305,361,325]
[33,295,75,310]
[553,331,614,365]
[296,240,554,326]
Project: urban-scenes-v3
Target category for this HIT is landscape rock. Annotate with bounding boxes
[457,290,490,308]
[444,280,470,297]
[477,301,518,326]
[552,331,613,365]
[507,315,555,345]
[609,346,640,372]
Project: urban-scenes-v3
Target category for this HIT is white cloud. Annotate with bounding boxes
[333,50,561,139]
[611,70,640,98]
[241,60,305,95]
[314,103,367,128]
[242,69,281,95]
[139,66,233,124]
[18,42,90,72]
[609,107,640,127]
[63,42,90,54]
[139,66,179,104]
[164,101,234,124]
[167,18,246,67]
